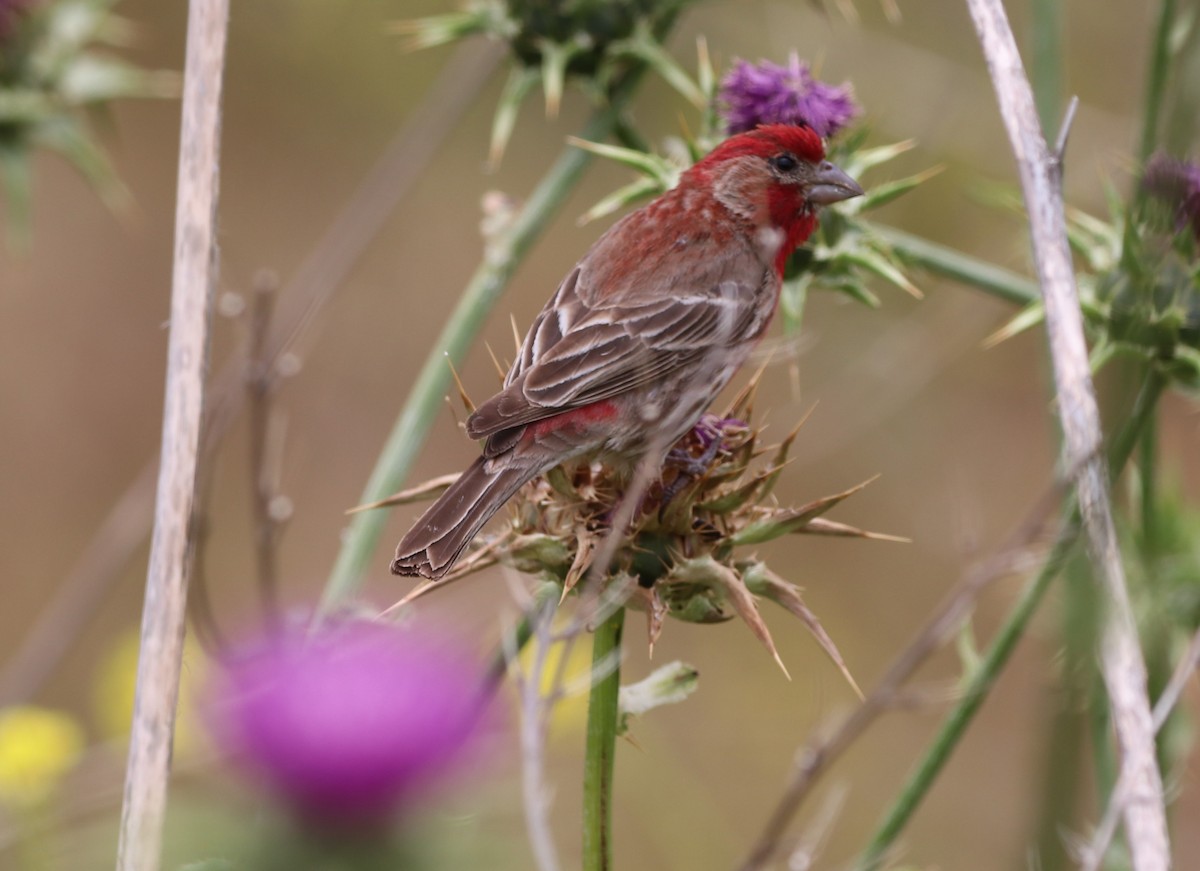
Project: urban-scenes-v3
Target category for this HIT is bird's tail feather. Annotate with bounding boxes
[391,457,531,580]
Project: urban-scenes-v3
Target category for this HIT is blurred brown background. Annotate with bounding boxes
[1,1,1198,868]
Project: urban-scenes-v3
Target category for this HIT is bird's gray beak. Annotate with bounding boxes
[807,160,864,206]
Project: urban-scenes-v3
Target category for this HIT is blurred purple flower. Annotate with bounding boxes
[0,0,32,44]
[719,54,860,138]
[205,621,494,828]
[1143,151,1200,243]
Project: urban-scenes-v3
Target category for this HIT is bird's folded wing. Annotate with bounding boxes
[467,275,764,443]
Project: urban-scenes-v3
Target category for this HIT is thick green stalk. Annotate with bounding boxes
[1139,416,1159,552]
[583,607,626,871]
[1138,0,1177,163]
[315,83,651,617]
[855,369,1166,871]
[867,223,1040,306]
[1030,0,1064,132]
[1033,552,1102,870]
[1131,0,1174,562]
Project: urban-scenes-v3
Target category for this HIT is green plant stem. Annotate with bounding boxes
[1139,415,1159,551]
[1030,0,1063,132]
[855,367,1166,871]
[1138,0,1177,164]
[583,607,626,871]
[867,223,1040,305]
[1033,550,1102,871]
[315,79,656,618]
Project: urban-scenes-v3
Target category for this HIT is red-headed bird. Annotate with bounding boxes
[393,124,862,580]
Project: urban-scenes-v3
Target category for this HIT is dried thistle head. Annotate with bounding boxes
[384,383,903,692]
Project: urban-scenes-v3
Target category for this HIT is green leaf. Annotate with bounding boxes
[32,117,129,212]
[394,9,501,51]
[0,89,54,124]
[826,277,882,309]
[539,38,584,118]
[30,0,112,79]
[579,175,662,224]
[567,136,676,183]
[843,139,915,176]
[617,661,699,734]
[842,248,923,299]
[58,55,179,105]
[489,66,539,167]
[851,165,943,214]
[1165,345,1200,388]
[610,21,704,108]
[983,301,1045,348]
[868,222,1039,306]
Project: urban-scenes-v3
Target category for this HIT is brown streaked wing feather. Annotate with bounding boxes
[467,237,768,443]
[468,295,759,445]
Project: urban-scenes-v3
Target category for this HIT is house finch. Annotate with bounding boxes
[393,124,862,580]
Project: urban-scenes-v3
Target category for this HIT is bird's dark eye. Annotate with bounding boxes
[771,153,798,172]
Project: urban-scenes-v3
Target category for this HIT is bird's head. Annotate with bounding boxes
[690,124,863,271]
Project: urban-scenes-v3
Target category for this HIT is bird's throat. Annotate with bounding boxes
[766,187,818,276]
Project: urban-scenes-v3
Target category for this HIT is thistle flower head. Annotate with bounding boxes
[204,621,493,828]
[1143,151,1200,244]
[400,0,706,165]
[719,54,860,138]
[387,386,902,693]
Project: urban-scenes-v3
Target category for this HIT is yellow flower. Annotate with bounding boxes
[93,630,207,754]
[518,634,594,739]
[0,706,85,809]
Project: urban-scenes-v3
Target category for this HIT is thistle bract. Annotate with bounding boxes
[990,151,1200,391]
[505,0,662,75]
[0,0,178,244]
[400,0,700,162]
[1143,151,1200,244]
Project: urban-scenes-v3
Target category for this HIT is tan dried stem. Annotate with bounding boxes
[965,1,1169,867]
[116,1,228,868]
[1078,623,1200,871]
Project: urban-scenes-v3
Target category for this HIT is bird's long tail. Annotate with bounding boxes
[391,456,531,580]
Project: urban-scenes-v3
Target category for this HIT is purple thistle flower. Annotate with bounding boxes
[719,54,860,139]
[692,414,747,451]
[204,621,495,829]
[1143,151,1200,243]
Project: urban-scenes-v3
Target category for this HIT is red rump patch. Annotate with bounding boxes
[527,400,620,440]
